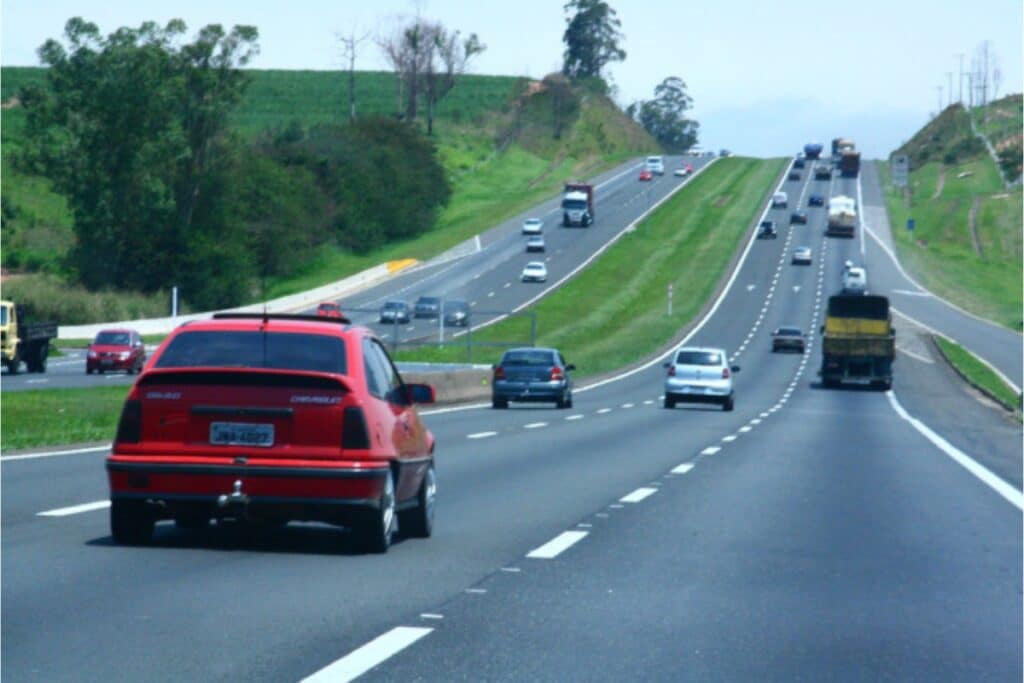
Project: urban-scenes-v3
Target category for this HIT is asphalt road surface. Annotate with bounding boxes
[3,157,1019,681]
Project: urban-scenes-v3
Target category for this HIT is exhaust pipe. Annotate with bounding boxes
[217,479,250,509]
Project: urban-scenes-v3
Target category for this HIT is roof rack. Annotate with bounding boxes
[212,312,351,325]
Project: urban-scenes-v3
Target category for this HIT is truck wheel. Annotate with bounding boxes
[111,500,155,545]
[356,469,395,554]
[399,464,436,539]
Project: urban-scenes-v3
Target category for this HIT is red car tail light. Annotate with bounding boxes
[668,365,676,377]
[722,368,730,379]
[341,407,370,450]
[115,400,142,444]
[493,366,505,380]
[550,367,564,381]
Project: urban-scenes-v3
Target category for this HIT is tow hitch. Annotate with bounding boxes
[217,479,250,510]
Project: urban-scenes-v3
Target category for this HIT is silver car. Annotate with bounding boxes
[791,246,812,265]
[663,346,739,411]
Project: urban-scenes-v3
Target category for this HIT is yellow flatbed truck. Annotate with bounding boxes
[1,300,57,374]
[819,294,895,390]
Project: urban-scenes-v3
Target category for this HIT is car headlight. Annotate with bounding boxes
[88,350,98,359]
[119,352,131,360]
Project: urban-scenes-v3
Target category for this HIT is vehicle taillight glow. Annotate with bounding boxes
[494,366,505,380]
[550,367,564,381]
[722,368,730,379]
[668,365,676,377]
[115,400,142,444]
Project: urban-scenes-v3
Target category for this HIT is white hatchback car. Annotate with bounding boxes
[522,218,543,235]
[842,266,868,294]
[521,261,548,282]
[663,347,739,411]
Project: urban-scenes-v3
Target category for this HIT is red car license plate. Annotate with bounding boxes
[210,422,274,447]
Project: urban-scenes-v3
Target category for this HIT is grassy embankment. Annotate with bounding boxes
[1,67,656,314]
[933,337,1021,412]
[2,157,785,450]
[879,102,1022,331]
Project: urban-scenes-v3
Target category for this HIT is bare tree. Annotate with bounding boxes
[423,26,484,135]
[992,57,1002,101]
[338,26,372,121]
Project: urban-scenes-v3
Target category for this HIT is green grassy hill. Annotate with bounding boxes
[881,98,1022,331]
[1,66,657,318]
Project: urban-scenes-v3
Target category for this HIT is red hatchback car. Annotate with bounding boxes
[105,313,437,553]
[87,329,146,375]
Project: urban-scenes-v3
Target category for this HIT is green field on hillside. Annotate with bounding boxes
[396,157,787,374]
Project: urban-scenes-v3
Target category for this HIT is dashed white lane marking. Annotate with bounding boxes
[750,419,761,425]
[760,412,769,418]
[527,530,589,559]
[672,463,695,474]
[739,426,752,433]
[420,613,444,620]
[886,391,1023,510]
[467,431,498,440]
[596,408,612,414]
[621,402,634,408]
[565,414,584,421]
[722,435,737,442]
[609,503,625,509]
[465,588,487,594]
[300,626,433,683]
[577,523,592,528]
[523,422,548,430]
[643,400,654,405]
[700,446,721,456]
[620,487,658,503]
[37,500,110,517]
[500,567,521,573]
[503,282,511,288]
[487,291,495,297]
[26,378,49,384]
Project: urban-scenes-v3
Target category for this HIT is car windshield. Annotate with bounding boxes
[0,307,7,325]
[562,198,587,210]
[95,332,131,345]
[155,331,347,374]
[524,219,541,226]
[446,301,468,312]
[676,350,722,366]
[647,157,661,164]
[417,298,439,306]
[383,302,404,310]
[777,328,802,336]
[527,262,544,269]
[502,350,555,367]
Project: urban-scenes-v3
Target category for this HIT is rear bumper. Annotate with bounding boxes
[493,381,567,402]
[88,358,134,371]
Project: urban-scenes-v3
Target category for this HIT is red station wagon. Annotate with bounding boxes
[87,329,146,375]
[105,313,436,553]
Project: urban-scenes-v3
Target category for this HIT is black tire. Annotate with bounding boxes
[98,367,105,375]
[6,348,19,375]
[492,397,508,409]
[664,395,676,409]
[32,345,48,373]
[723,396,735,412]
[111,499,155,545]
[565,392,573,409]
[86,367,94,375]
[399,464,436,539]
[174,511,210,530]
[357,469,396,554]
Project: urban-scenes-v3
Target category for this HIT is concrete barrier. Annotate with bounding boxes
[59,260,418,340]
[403,368,492,405]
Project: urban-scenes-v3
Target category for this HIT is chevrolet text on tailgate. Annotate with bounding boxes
[106,313,437,553]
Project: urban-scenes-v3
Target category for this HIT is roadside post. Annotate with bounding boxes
[907,218,915,232]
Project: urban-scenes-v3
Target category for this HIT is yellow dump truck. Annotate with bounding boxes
[819,294,895,389]
[1,300,57,374]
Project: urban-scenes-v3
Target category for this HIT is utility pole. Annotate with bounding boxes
[935,85,943,114]
[946,72,953,107]
[955,52,965,103]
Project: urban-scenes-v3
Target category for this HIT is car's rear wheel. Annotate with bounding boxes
[664,395,676,409]
[723,396,735,412]
[399,464,436,538]
[357,469,395,554]
[111,500,155,545]
[492,397,508,409]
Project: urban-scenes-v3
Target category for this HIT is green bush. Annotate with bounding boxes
[2,274,176,324]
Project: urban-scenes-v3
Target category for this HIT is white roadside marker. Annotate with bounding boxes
[467,431,498,440]
[700,446,721,456]
[527,530,588,559]
[620,487,657,503]
[38,500,110,517]
[672,463,695,474]
[300,626,433,683]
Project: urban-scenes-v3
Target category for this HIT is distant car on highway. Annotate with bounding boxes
[788,170,801,181]
[414,296,442,319]
[663,346,738,411]
[526,235,546,252]
[842,266,868,294]
[521,261,548,282]
[379,300,411,324]
[317,302,344,318]
[757,220,778,239]
[793,158,805,169]
[104,312,437,553]
[790,209,808,224]
[673,162,694,177]
[808,194,825,206]
[87,329,146,375]
[639,168,653,181]
[772,191,788,208]
[444,300,470,327]
[792,246,813,265]
[491,347,575,409]
[522,218,543,235]
[771,327,806,353]
[645,156,665,175]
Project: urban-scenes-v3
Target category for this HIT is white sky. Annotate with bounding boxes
[3,0,1021,157]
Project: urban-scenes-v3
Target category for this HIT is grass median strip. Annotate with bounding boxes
[2,385,129,451]
[933,336,1022,412]
[396,156,787,375]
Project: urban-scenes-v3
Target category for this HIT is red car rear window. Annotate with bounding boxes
[154,331,348,374]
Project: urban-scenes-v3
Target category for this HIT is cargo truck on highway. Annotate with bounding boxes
[803,143,823,159]
[831,137,855,157]
[819,294,895,389]
[839,150,861,177]
[562,182,594,227]
[1,300,57,374]
[826,196,857,237]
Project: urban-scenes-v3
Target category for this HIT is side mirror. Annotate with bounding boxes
[663,361,671,368]
[565,363,576,371]
[820,325,825,334]
[405,383,436,405]
[731,365,741,373]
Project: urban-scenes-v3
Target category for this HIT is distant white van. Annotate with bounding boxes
[772,191,788,208]
[645,156,665,175]
[842,267,868,294]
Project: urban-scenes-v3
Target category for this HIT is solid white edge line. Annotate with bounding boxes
[301,626,433,683]
[1,444,112,462]
[526,530,588,559]
[885,391,1022,510]
[619,487,658,503]
[37,500,111,517]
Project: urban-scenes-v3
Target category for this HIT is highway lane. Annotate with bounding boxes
[858,161,1023,388]
[0,155,711,393]
[3,159,1019,681]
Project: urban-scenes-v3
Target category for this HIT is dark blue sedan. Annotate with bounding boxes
[491,347,575,409]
